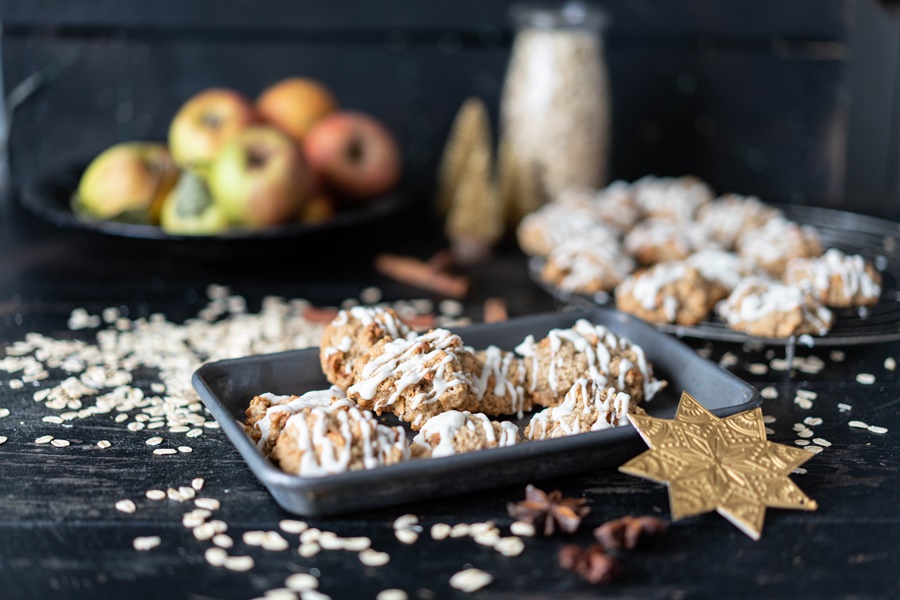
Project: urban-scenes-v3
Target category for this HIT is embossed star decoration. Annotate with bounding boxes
[620,392,817,540]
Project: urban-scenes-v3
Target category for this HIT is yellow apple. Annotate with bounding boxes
[208,126,311,228]
[256,77,337,144]
[168,88,257,176]
[160,171,229,235]
[75,142,178,224]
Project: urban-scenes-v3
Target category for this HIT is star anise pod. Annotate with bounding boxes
[593,516,667,551]
[559,544,622,584]
[507,484,590,535]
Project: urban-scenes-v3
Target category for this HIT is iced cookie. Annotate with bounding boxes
[784,249,882,308]
[347,328,475,430]
[461,345,532,417]
[615,262,716,326]
[271,403,409,476]
[624,219,718,265]
[410,410,520,458]
[686,249,757,302]
[320,306,412,389]
[515,319,666,408]
[541,232,635,295]
[592,180,641,233]
[696,194,782,249]
[516,190,609,257]
[633,175,714,222]
[525,378,644,440]
[244,387,346,454]
[717,277,834,338]
[737,218,822,277]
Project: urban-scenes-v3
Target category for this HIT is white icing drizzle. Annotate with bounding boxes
[619,262,690,315]
[412,410,518,457]
[528,378,632,440]
[719,277,833,335]
[468,345,528,417]
[787,249,881,302]
[696,194,780,248]
[347,329,471,411]
[518,200,606,255]
[687,250,749,291]
[633,176,712,222]
[546,231,634,292]
[281,403,409,477]
[739,218,821,266]
[254,387,346,450]
[324,306,410,358]
[592,180,640,232]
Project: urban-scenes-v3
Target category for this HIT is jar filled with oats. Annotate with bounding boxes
[499,1,610,223]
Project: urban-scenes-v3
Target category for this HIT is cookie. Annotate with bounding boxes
[624,219,718,265]
[411,410,520,458]
[784,249,882,308]
[272,402,409,476]
[615,262,716,326]
[516,190,607,257]
[686,249,757,302]
[696,194,782,249]
[592,180,641,233]
[347,328,475,430]
[525,378,644,440]
[717,276,834,338]
[320,306,412,389]
[514,318,666,408]
[737,218,822,277]
[633,175,714,222]
[462,345,533,417]
[541,231,634,294]
[244,387,346,454]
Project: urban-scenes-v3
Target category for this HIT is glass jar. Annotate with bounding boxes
[500,1,611,221]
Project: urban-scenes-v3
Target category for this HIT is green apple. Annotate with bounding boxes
[160,171,229,235]
[208,126,311,227]
[75,142,178,224]
[168,88,257,177]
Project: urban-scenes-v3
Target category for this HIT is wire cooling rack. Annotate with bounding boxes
[530,204,900,347]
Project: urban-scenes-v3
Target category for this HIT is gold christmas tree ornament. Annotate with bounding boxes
[620,392,817,540]
[439,97,504,265]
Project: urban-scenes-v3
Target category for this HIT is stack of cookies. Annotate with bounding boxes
[520,177,882,338]
[243,307,667,477]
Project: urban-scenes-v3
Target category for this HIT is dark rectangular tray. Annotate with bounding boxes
[192,308,760,517]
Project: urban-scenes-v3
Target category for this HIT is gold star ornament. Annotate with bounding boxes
[620,392,817,540]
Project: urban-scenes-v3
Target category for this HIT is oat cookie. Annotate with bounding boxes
[462,345,533,417]
[784,249,882,308]
[737,218,822,277]
[272,403,409,476]
[516,190,608,257]
[717,277,834,338]
[541,232,634,294]
[347,328,475,430]
[411,410,520,458]
[615,262,715,326]
[624,219,718,265]
[244,387,346,454]
[632,175,713,222]
[525,378,644,440]
[696,194,782,249]
[320,306,412,389]
[515,319,666,408]
[592,180,641,233]
[686,250,757,302]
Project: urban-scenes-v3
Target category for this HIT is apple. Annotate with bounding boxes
[208,126,311,227]
[160,171,229,235]
[76,142,178,224]
[298,194,335,224]
[168,88,257,176]
[256,77,337,144]
[303,111,402,202]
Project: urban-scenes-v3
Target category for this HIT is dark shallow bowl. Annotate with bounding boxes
[20,159,411,242]
[192,308,760,517]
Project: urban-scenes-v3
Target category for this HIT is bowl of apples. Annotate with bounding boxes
[22,78,409,241]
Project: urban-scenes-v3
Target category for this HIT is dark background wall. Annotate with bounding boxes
[1,0,897,217]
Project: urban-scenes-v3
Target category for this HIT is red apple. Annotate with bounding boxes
[207,126,311,227]
[168,88,257,176]
[256,77,337,144]
[303,111,402,202]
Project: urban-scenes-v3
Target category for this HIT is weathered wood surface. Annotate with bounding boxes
[1,196,900,600]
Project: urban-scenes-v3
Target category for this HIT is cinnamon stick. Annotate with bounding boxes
[375,254,470,299]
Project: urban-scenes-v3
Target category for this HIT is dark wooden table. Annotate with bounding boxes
[1,192,899,600]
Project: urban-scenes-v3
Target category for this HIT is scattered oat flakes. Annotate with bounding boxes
[449,568,493,593]
[393,514,418,529]
[279,519,308,534]
[763,415,777,424]
[493,537,525,557]
[856,373,876,385]
[747,363,768,375]
[285,573,318,592]
[794,397,813,410]
[213,534,233,548]
[298,542,321,558]
[50,439,69,447]
[830,350,845,362]
[115,499,136,513]
[0,436,7,445]
[0,408,9,418]
[793,467,808,475]
[193,523,216,541]
[395,529,418,544]
[838,403,852,412]
[224,555,254,572]
[764,427,775,436]
[191,478,204,491]
[868,425,888,434]
[769,358,788,372]
[718,352,738,367]
[261,531,290,552]
[195,497,220,511]
[813,438,832,447]
[794,439,810,446]
[9,379,23,390]
[431,523,451,540]
[145,437,163,446]
[804,445,824,454]
[204,547,228,567]
[177,446,192,453]
[804,417,823,426]
[760,386,778,400]
[359,549,390,567]
[885,357,897,371]
[449,523,471,538]
[510,521,535,537]
[339,537,371,552]
[146,489,166,500]
[375,590,407,600]
[798,429,813,439]
[849,421,870,429]
[795,389,817,399]
[153,448,177,455]
[133,536,161,551]
[97,440,111,448]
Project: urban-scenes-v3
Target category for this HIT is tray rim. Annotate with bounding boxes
[192,308,761,514]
